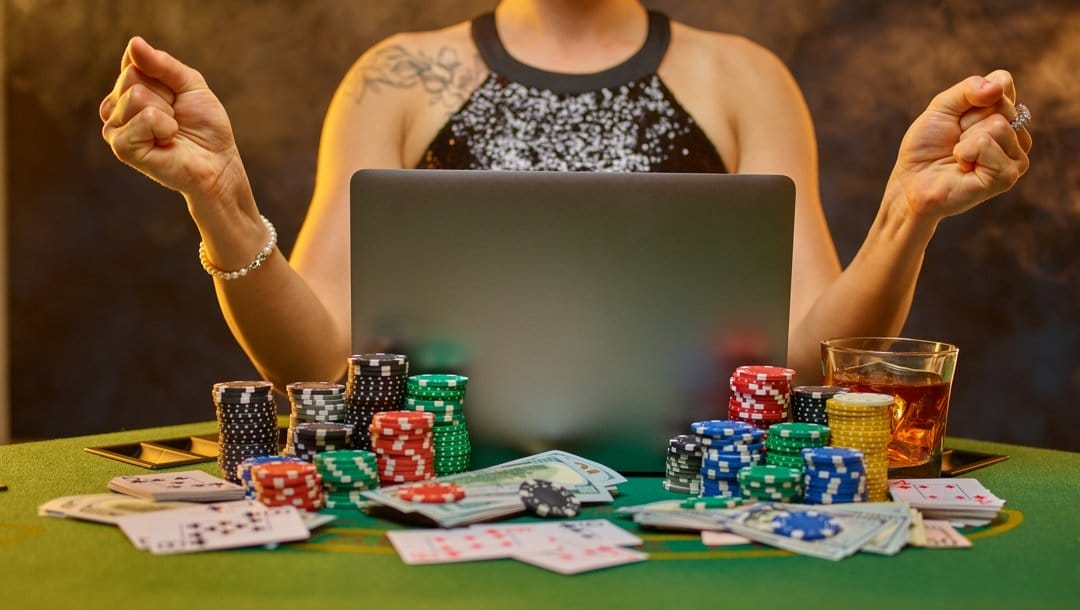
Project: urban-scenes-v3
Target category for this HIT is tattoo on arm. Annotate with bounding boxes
[347,45,487,110]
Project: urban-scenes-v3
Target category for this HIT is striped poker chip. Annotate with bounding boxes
[691,419,758,439]
[733,365,796,381]
[408,374,469,388]
[769,510,842,539]
[396,482,466,503]
[519,479,580,518]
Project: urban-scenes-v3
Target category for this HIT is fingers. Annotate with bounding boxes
[100,63,176,122]
[102,104,180,163]
[928,75,1003,118]
[127,36,206,94]
[953,115,1029,181]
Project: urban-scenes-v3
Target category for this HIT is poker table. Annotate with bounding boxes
[2,422,1077,610]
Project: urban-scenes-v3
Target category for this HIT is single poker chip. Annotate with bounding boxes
[213,380,274,394]
[793,385,849,399]
[733,365,796,381]
[252,461,317,481]
[409,374,469,388]
[770,422,830,440]
[691,420,758,439]
[769,510,842,540]
[397,482,466,503]
[519,479,581,518]
[827,393,896,410]
[287,381,344,396]
[350,353,408,367]
[679,496,748,510]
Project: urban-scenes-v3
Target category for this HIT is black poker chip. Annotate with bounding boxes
[518,479,580,518]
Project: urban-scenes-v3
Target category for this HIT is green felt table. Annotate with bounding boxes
[1,422,1078,610]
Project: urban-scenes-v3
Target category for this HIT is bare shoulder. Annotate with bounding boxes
[666,21,790,87]
[337,20,486,112]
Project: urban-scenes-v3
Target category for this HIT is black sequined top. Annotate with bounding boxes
[416,11,728,173]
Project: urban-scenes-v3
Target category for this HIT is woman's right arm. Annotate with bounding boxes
[100,36,409,388]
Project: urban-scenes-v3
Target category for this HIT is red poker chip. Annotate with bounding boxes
[368,428,432,440]
[382,471,435,484]
[259,494,325,511]
[371,411,434,428]
[733,365,796,382]
[396,482,466,504]
[374,448,435,459]
[252,462,317,481]
[258,485,324,501]
[729,397,789,411]
[730,377,791,396]
[730,410,789,422]
[377,452,435,464]
[371,437,433,450]
[253,474,322,490]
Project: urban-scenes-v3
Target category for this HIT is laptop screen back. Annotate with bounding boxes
[350,169,794,473]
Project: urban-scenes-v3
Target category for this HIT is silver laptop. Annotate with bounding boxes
[350,170,794,473]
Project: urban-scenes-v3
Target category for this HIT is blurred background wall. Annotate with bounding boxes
[4,0,1077,450]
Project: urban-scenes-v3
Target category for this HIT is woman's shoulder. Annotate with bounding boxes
[667,19,788,79]
[335,19,483,111]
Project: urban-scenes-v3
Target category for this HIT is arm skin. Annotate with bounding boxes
[712,41,1030,379]
[101,28,1030,388]
[100,36,415,387]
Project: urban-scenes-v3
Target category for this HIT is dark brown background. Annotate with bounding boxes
[6,1,1078,450]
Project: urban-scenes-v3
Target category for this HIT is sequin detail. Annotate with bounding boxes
[418,72,725,172]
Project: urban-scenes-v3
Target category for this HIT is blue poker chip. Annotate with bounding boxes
[702,442,765,457]
[769,510,842,540]
[803,491,866,505]
[701,479,741,498]
[691,420,759,440]
[801,447,865,466]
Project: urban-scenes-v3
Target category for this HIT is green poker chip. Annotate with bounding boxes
[679,496,748,510]
[408,374,469,388]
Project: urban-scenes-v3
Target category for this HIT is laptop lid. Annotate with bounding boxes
[350,169,794,473]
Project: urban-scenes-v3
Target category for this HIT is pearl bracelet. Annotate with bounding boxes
[198,215,277,280]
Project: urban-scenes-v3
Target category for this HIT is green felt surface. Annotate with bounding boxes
[2,422,1078,610]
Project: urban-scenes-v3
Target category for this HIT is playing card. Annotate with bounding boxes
[513,540,648,575]
[917,520,973,548]
[386,527,526,564]
[108,470,245,502]
[117,500,309,554]
[701,531,752,546]
[38,494,194,526]
[889,478,1004,526]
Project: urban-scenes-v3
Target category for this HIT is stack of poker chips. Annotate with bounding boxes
[737,464,804,502]
[765,422,830,470]
[237,455,307,499]
[801,447,868,504]
[249,461,325,512]
[693,420,765,498]
[825,392,894,501]
[293,422,353,461]
[369,410,436,485]
[663,434,703,494]
[791,386,849,426]
[213,381,279,483]
[405,374,471,475]
[344,354,409,450]
[284,382,348,455]
[314,449,380,509]
[727,365,795,430]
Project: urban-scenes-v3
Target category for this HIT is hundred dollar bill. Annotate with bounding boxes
[496,450,628,489]
[362,460,613,528]
[723,502,913,561]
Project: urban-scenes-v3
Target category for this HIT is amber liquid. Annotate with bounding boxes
[827,370,952,475]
